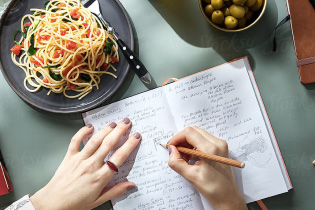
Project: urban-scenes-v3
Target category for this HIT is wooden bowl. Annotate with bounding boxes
[199,0,267,32]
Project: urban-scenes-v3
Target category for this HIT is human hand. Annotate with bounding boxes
[168,127,247,210]
[30,118,141,210]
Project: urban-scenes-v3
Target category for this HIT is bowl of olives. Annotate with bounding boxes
[199,0,267,32]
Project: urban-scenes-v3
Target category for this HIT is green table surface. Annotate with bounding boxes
[1,0,315,209]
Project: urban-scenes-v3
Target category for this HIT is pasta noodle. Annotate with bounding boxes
[10,0,119,100]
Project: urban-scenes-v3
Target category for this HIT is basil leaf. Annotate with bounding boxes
[62,18,71,22]
[27,45,37,56]
[81,74,91,82]
[44,1,50,10]
[42,64,61,69]
[104,42,113,54]
[33,21,41,31]
[33,11,45,16]
[45,1,59,12]
[23,26,29,38]
[49,69,62,81]
[30,34,35,45]
[13,30,21,45]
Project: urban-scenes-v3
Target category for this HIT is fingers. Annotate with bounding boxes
[80,122,117,159]
[105,132,141,168]
[168,145,197,182]
[93,118,132,162]
[191,126,229,156]
[168,127,211,152]
[68,124,94,156]
[92,182,136,208]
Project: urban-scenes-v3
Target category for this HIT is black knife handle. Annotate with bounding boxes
[116,39,147,78]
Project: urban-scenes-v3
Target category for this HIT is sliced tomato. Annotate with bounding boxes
[63,66,73,76]
[71,26,76,31]
[30,56,44,66]
[66,40,76,50]
[60,49,65,55]
[24,22,31,27]
[40,14,45,18]
[75,54,83,65]
[43,35,50,41]
[87,29,91,37]
[96,30,101,36]
[111,56,119,64]
[80,40,83,43]
[96,56,102,65]
[60,30,66,36]
[10,45,22,56]
[59,2,66,7]
[23,22,32,32]
[43,78,49,83]
[70,8,81,19]
[67,82,76,89]
[51,18,57,23]
[81,16,84,21]
[100,63,108,71]
[82,23,88,28]
[53,51,60,59]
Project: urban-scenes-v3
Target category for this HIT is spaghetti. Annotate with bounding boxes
[10,0,119,99]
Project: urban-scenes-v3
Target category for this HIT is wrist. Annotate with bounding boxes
[209,192,247,210]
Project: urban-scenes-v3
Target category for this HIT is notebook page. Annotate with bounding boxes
[82,87,205,210]
[164,58,288,203]
[244,60,292,190]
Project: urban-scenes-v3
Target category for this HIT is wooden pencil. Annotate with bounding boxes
[160,144,245,168]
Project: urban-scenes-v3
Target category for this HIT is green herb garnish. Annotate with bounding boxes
[104,41,114,54]
[81,74,91,82]
[49,69,62,81]
[13,30,21,45]
[23,26,29,38]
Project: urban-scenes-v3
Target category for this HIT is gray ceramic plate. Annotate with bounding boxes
[0,0,134,113]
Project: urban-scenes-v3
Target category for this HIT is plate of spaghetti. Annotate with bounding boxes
[0,0,134,113]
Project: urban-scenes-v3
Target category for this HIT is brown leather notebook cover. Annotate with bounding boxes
[287,0,315,84]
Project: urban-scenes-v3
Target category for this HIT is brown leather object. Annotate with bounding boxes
[287,0,315,84]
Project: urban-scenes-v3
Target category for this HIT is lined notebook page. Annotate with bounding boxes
[82,88,205,210]
[164,58,289,203]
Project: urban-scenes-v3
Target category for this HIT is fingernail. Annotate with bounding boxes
[86,124,93,128]
[169,145,172,155]
[127,185,135,191]
[134,132,141,139]
[123,118,130,124]
[109,122,117,128]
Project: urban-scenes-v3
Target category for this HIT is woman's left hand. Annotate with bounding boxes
[30,118,141,210]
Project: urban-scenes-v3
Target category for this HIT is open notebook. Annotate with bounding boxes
[82,57,292,210]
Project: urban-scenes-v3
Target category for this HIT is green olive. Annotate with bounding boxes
[232,0,247,5]
[211,0,224,9]
[244,11,253,20]
[224,16,238,29]
[222,7,231,16]
[230,4,246,18]
[251,0,263,11]
[204,4,215,16]
[238,17,247,28]
[246,0,256,7]
[203,0,212,3]
[212,10,225,25]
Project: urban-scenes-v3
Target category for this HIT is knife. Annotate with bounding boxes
[82,0,153,85]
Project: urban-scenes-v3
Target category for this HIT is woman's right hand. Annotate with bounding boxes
[168,127,247,210]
